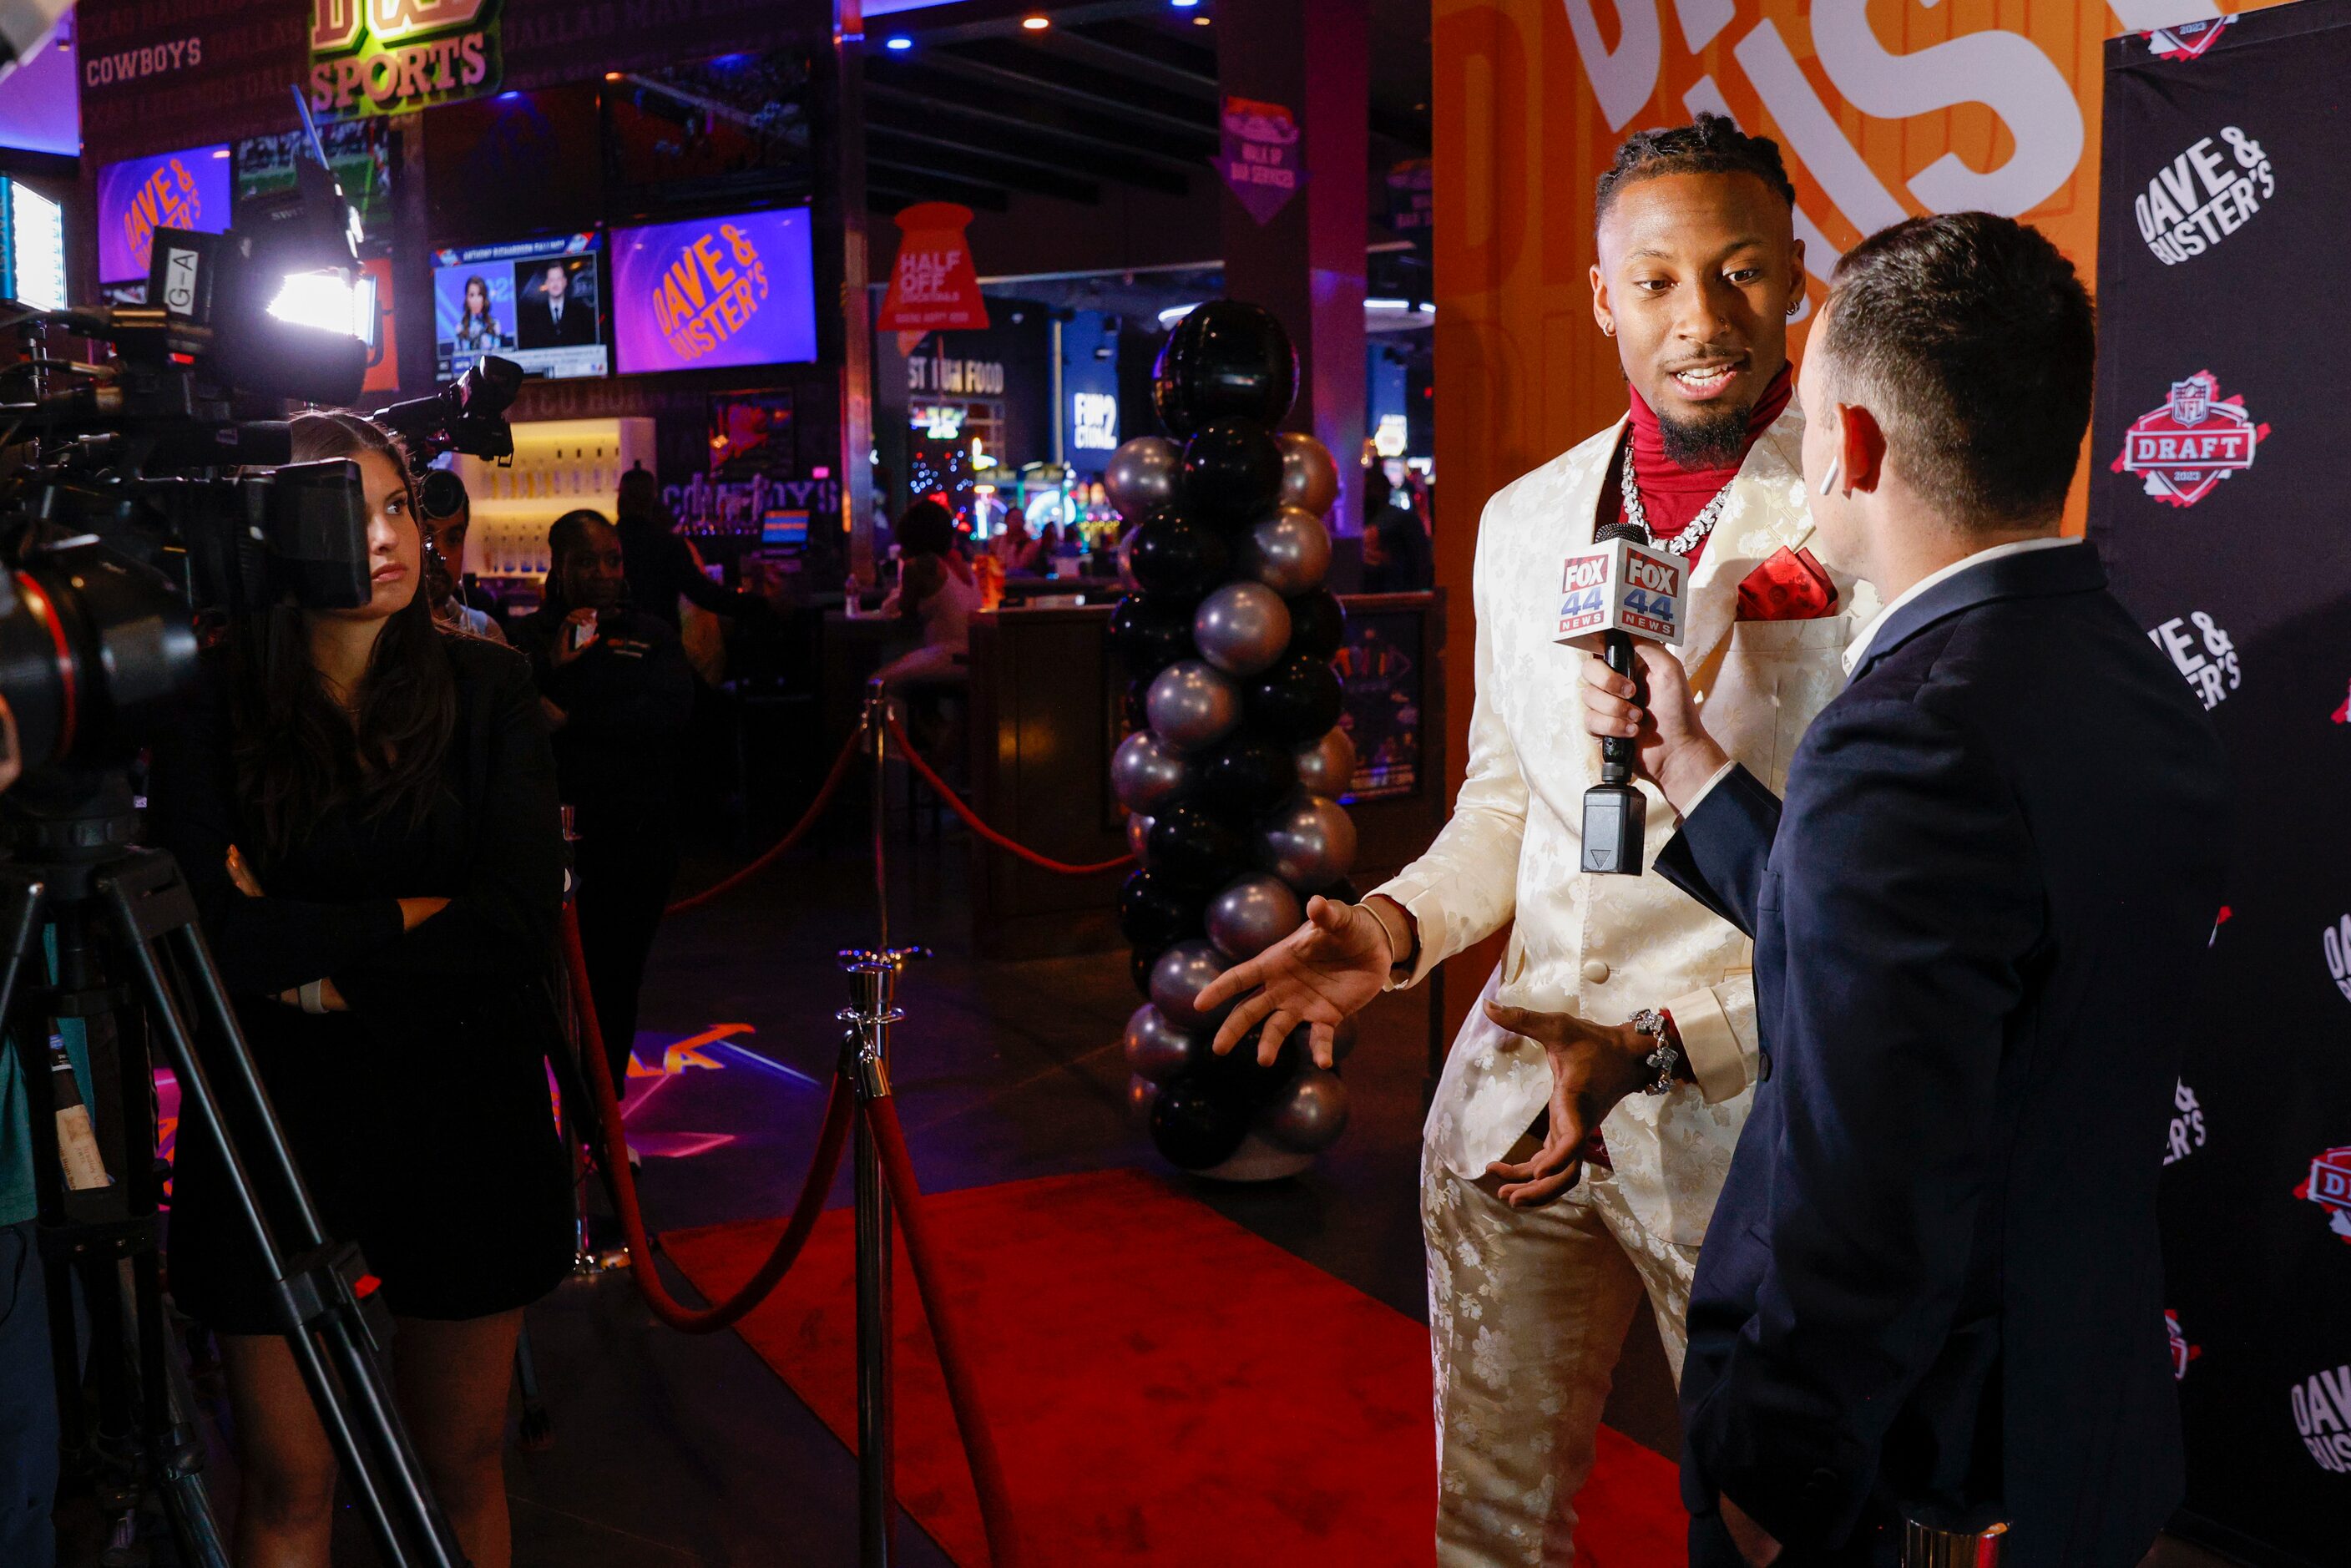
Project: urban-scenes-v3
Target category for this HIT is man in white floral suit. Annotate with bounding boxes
[1199,115,1875,1564]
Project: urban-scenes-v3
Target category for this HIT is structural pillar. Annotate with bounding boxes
[1217,0,1369,540]
[834,0,878,582]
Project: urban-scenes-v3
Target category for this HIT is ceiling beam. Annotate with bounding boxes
[1029,26,1218,99]
[866,166,1013,213]
[867,128,1103,205]
[924,37,1216,139]
[1061,18,1217,87]
[865,104,1189,196]
[864,57,1215,166]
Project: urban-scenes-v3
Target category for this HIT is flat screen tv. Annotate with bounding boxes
[235,119,396,244]
[604,50,812,215]
[432,232,608,382]
[609,206,817,376]
[423,85,603,247]
[96,143,231,284]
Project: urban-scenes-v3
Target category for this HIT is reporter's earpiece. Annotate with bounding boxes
[1818,457,1843,497]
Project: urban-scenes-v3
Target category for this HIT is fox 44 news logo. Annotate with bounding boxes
[2113,372,2268,508]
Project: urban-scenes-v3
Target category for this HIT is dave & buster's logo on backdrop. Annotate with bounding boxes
[2135,126,2273,266]
[2114,372,2268,508]
[2326,914,2351,1005]
[2166,1079,2207,1167]
[2297,1145,2351,1244]
[2166,1311,2202,1380]
[2290,1364,2351,1474]
[2146,610,2240,711]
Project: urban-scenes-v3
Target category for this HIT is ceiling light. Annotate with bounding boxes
[1170,0,1199,8]
[1021,13,1050,29]
[1192,13,1210,23]
[885,34,914,49]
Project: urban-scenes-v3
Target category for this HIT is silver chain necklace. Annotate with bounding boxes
[1619,435,1733,556]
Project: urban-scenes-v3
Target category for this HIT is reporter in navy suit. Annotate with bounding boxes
[1579,214,2230,1565]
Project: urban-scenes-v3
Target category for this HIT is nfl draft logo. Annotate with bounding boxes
[2298,1146,2351,1244]
[2113,372,2268,507]
[2146,17,2233,61]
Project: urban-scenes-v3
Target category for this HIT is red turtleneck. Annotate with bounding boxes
[1600,362,1794,566]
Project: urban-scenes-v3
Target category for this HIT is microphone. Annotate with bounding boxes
[1560,521,1689,875]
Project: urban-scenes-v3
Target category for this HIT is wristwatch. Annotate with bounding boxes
[1629,1008,1682,1096]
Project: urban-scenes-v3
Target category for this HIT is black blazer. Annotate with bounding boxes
[517,288,595,348]
[1656,543,2231,1567]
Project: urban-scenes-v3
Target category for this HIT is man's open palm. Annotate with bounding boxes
[1196,896,1391,1067]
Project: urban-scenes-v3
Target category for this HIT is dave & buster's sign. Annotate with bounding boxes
[310,0,503,119]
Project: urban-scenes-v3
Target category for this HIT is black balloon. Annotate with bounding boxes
[1201,1024,1306,1103]
[1180,420,1285,524]
[1284,589,1347,660]
[1108,594,1197,676]
[1322,878,1363,906]
[1246,653,1345,743]
[1125,509,1231,599]
[1147,800,1252,891]
[1122,682,1150,731]
[1150,300,1297,438]
[1199,735,1298,815]
[1146,1075,1254,1170]
[1120,868,1204,951]
[1130,946,1162,999]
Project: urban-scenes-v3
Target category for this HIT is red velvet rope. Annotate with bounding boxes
[563,905,852,1333]
[882,711,1134,878]
[864,1095,1024,1568]
[664,726,865,916]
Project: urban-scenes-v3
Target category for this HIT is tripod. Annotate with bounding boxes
[3,772,470,1567]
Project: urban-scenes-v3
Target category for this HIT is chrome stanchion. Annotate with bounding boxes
[1903,1516,2007,1567]
[557,805,625,1276]
[850,678,918,1566]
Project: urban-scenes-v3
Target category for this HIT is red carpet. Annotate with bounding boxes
[660,1166,1686,1566]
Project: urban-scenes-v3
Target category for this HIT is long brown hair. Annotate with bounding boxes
[230,412,458,866]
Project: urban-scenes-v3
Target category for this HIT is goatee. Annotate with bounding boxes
[1657,401,1752,470]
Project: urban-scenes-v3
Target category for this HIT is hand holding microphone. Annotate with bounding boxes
[1560,522,1691,873]
[1580,642,1729,817]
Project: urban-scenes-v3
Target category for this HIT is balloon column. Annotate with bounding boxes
[1105,301,1356,1181]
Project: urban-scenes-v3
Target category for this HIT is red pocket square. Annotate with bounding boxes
[1736,546,1838,621]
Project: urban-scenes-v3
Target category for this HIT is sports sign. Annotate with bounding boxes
[308,0,502,119]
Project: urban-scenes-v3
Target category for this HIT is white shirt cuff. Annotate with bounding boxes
[1666,984,1748,1105]
[1680,757,1742,817]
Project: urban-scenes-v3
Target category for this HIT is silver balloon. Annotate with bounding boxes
[1124,1003,1203,1084]
[1205,873,1302,961]
[1276,431,1339,518]
[1112,730,1193,813]
[1125,811,1155,861]
[1149,938,1231,1032]
[1103,436,1181,522]
[1192,582,1292,678]
[1145,660,1242,754]
[1292,726,1357,799]
[1261,1068,1349,1153]
[1125,1074,1160,1132]
[1236,506,1332,597]
[1256,792,1358,889]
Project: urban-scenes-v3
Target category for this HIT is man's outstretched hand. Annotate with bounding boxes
[1196,895,1393,1068]
[1482,1000,1659,1207]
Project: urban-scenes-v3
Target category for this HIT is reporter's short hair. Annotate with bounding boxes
[1820,212,2094,528]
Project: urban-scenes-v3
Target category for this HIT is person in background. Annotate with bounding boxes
[875,498,979,687]
[0,694,53,1567]
[613,467,775,635]
[453,276,503,352]
[511,510,695,1090]
[988,507,1044,574]
[422,478,505,644]
[1359,465,1434,593]
[145,412,570,1568]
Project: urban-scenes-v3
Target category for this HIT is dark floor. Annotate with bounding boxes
[135,797,2243,1566]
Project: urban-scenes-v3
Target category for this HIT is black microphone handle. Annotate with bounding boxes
[1600,630,1642,782]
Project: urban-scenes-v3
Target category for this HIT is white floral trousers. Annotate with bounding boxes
[1422,1135,1701,1567]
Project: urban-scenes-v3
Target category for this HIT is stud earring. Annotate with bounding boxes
[1787,298,1804,317]
[1818,457,1842,497]
[1600,322,1615,337]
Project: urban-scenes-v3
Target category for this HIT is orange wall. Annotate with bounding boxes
[1425,0,2280,1036]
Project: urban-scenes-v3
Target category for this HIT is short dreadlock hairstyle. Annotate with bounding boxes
[1595,114,1797,225]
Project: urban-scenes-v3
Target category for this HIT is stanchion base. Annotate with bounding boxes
[1192,1133,1316,1185]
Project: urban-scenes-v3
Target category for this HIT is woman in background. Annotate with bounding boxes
[874,498,979,686]
[147,412,570,1568]
[454,275,503,350]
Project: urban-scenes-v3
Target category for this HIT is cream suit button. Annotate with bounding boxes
[1581,959,1610,984]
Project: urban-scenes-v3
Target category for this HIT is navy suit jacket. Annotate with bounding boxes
[1656,543,2230,1566]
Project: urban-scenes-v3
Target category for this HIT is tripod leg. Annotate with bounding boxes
[99,859,471,1568]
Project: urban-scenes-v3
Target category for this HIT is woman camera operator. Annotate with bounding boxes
[146,412,571,1568]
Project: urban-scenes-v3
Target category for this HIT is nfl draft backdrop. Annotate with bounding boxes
[2090,4,2351,1560]
[1428,0,2293,1038]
